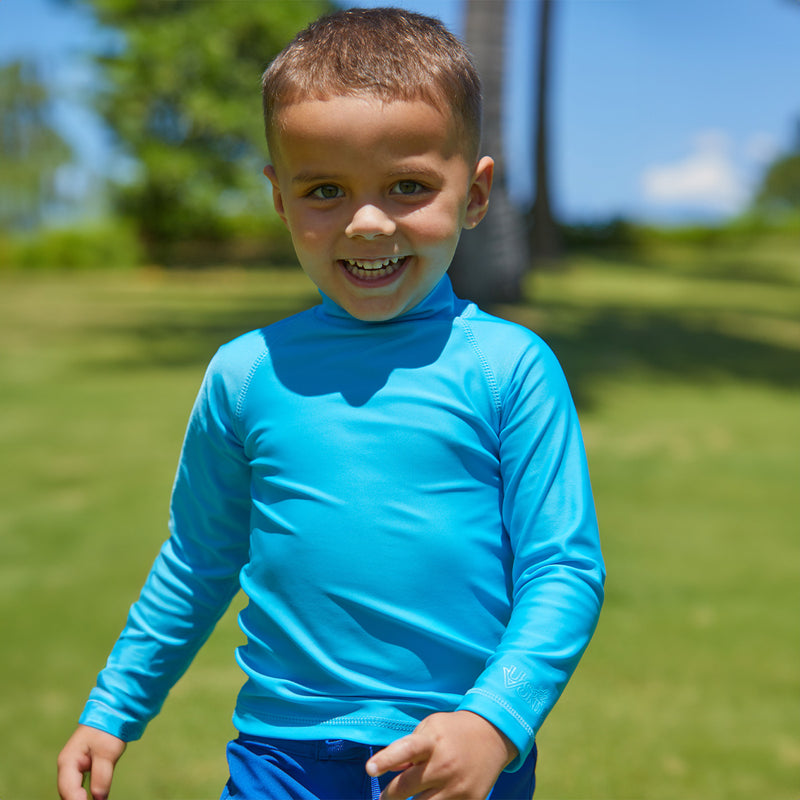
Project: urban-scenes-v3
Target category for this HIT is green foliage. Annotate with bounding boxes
[1,244,798,798]
[82,0,332,245]
[562,214,800,264]
[1,221,142,270]
[0,60,73,230]
[754,151,800,215]
[561,216,643,251]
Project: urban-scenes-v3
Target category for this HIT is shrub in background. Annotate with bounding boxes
[1,221,142,270]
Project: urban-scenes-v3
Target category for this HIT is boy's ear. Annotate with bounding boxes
[463,156,494,230]
[263,164,288,225]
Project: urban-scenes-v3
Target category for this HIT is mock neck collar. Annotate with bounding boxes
[315,275,458,326]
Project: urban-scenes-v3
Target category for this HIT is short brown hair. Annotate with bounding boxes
[262,7,482,160]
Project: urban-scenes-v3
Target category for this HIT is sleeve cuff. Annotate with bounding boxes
[79,700,147,743]
[457,688,536,772]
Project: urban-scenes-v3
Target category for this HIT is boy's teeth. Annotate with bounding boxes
[346,256,403,270]
[341,255,407,280]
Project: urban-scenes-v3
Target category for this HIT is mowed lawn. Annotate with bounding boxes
[1,241,797,799]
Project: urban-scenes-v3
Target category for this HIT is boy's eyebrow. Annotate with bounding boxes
[385,164,445,181]
[290,172,344,186]
[290,164,446,186]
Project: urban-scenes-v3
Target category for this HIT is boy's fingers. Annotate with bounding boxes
[57,727,125,800]
[56,766,87,800]
[366,734,431,777]
[380,763,433,800]
[56,748,90,800]
[88,757,115,800]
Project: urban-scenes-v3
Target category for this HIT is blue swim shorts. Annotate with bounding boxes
[219,735,537,800]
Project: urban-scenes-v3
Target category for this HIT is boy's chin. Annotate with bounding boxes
[314,261,449,322]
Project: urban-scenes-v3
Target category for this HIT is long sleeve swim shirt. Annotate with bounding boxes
[80,276,604,769]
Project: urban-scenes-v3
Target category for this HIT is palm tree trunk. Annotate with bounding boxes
[530,0,561,261]
[449,0,529,305]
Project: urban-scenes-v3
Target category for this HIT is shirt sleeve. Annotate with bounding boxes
[457,336,605,770]
[79,349,253,741]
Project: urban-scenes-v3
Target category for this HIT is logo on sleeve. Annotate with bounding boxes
[503,665,547,710]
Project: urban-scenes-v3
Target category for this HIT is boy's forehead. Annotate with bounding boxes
[273,92,452,127]
[270,94,469,164]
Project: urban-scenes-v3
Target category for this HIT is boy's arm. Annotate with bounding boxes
[78,348,253,741]
[455,337,605,768]
[369,338,603,798]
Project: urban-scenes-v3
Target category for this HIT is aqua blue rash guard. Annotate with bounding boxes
[80,275,604,769]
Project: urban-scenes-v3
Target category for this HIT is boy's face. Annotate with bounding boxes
[265,95,493,322]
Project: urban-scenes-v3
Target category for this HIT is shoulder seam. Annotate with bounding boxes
[458,318,502,416]
[458,315,532,419]
[234,347,270,433]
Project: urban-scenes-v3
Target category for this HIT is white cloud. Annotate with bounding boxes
[640,130,748,216]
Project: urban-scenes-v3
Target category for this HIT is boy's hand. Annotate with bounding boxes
[366,710,517,800]
[57,725,126,800]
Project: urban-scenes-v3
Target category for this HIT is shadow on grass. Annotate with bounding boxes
[82,294,319,373]
[80,284,799,412]
[533,304,800,409]
[568,241,799,288]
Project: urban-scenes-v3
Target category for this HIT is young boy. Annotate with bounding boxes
[58,8,604,800]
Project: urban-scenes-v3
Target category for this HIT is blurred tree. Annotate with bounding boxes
[0,60,72,231]
[450,0,529,305]
[754,153,800,213]
[529,0,561,261]
[753,121,800,216]
[72,0,331,252]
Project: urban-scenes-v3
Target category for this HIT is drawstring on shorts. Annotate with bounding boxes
[368,745,381,800]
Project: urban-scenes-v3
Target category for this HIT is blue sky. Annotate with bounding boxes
[2,0,799,224]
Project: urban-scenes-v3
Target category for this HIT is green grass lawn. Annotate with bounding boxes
[1,243,798,799]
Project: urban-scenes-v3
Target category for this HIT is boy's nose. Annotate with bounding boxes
[345,204,396,239]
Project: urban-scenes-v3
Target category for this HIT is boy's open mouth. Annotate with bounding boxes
[340,256,408,281]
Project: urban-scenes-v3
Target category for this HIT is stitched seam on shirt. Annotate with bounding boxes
[460,314,537,431]
[251,712,416,732]
[459,319,502,417]
[233,311,316,430]
[464,687,534,737]
[234,349,270,433]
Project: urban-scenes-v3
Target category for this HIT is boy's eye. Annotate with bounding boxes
[391,180,424,196]
[310,184,343,200]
